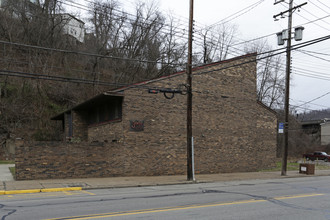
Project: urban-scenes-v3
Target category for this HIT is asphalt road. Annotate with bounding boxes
[1,176,330,220]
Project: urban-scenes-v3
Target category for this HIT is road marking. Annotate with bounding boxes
[81,190,96,196]
[45,193,324,220]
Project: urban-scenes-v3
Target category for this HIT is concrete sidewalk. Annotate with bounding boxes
[1,168,330,194]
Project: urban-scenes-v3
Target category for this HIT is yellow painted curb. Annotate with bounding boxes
[0,187,82,195]
[41,187,82,193]
[5,189,41,195]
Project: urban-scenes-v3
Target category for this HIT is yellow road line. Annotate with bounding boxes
[45,193,324,220]
[81,190,96,196]
[274,193,324,200]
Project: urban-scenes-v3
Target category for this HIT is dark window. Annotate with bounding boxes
[88,98,122,125]
[68,113,73,137]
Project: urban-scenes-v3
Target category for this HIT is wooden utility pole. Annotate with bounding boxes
[281,0,293,176]
[274,0,307,175]
[187,0,194,181]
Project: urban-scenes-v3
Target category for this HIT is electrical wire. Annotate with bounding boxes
[315,0,330,11]
[60,0,190,41]
[296,50,330,63]
[201,0,266,29]
[0,40,186,67]
[2,34,326,91]
[2,0,330,109]
[0,33,329,89]
[294,91,330,108]
[196,35,330,76]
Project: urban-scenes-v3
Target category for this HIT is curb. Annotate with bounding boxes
[0,187,82,195]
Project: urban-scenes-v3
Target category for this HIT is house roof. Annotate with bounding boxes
[51,92,124,120]
[300,120,323,126]
[52,53,257,120]
[57,13,85,24]
[257,101,277,116]
[301,118,330,126]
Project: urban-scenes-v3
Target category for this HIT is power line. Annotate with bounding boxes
[315,0,330,11]
[196,35,330,76]
[291,98,329,108]
[64,0,330,63]
[1,34,329,110]
[201,0,266,29]
[296,12,330,31]
[0,40,185,67]
[295,91,330,108]
[296,50,330,63]
[7,0,330,74]
[308,0,330,16]
[297,49,330,56]
[0,69,123,87]
[61,0,190,41]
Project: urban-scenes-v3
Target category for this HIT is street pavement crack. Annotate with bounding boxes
[0,204,16,220]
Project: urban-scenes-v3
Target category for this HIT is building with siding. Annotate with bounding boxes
[60,14,85,43]
[321,119,330,145]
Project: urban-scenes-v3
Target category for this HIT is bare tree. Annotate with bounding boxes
[157,14,187,77]
[245,40,285,109]
[86,0,186,85]
[198,23,238,64]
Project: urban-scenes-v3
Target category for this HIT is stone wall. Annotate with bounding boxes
[72,111,88,141]
[86,54,277,176]
[15,140,187,180]
[16,54,278,180]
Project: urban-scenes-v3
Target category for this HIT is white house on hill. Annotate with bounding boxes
[60,14,85,43]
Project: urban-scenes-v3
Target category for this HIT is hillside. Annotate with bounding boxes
[297,109,330,121]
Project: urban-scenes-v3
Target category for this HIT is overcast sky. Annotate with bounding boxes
[69,0,330,113]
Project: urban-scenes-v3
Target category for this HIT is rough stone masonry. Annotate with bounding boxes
[16,53,277,180]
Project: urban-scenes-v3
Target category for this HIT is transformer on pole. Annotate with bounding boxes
[274,1,307,176]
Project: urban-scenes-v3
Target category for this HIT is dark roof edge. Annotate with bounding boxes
[257,101,277,115]
[51,92,124,120]
[300,120,323,125]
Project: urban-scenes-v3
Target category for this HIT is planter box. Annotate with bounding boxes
[299,163,315,175]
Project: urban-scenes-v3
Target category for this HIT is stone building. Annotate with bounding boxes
[16,53,277,180]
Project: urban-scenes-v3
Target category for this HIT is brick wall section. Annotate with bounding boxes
[87,54,277,176]
[88,120,124,143]
[15,140,187,180]
[255,103,278,169]
[15,141,119,180]
[16,54,277,180]
[63,111,88,141]
[72,111,88,141]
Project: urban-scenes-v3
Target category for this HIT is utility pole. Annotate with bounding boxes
[186,0,194,181]
[274,0,306,176]
[282,0,293,176]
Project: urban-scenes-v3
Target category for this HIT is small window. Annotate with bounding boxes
[67,113,73,137]
[88,98,122,125]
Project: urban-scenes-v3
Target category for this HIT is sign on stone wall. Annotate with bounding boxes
[130,120,144,132]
